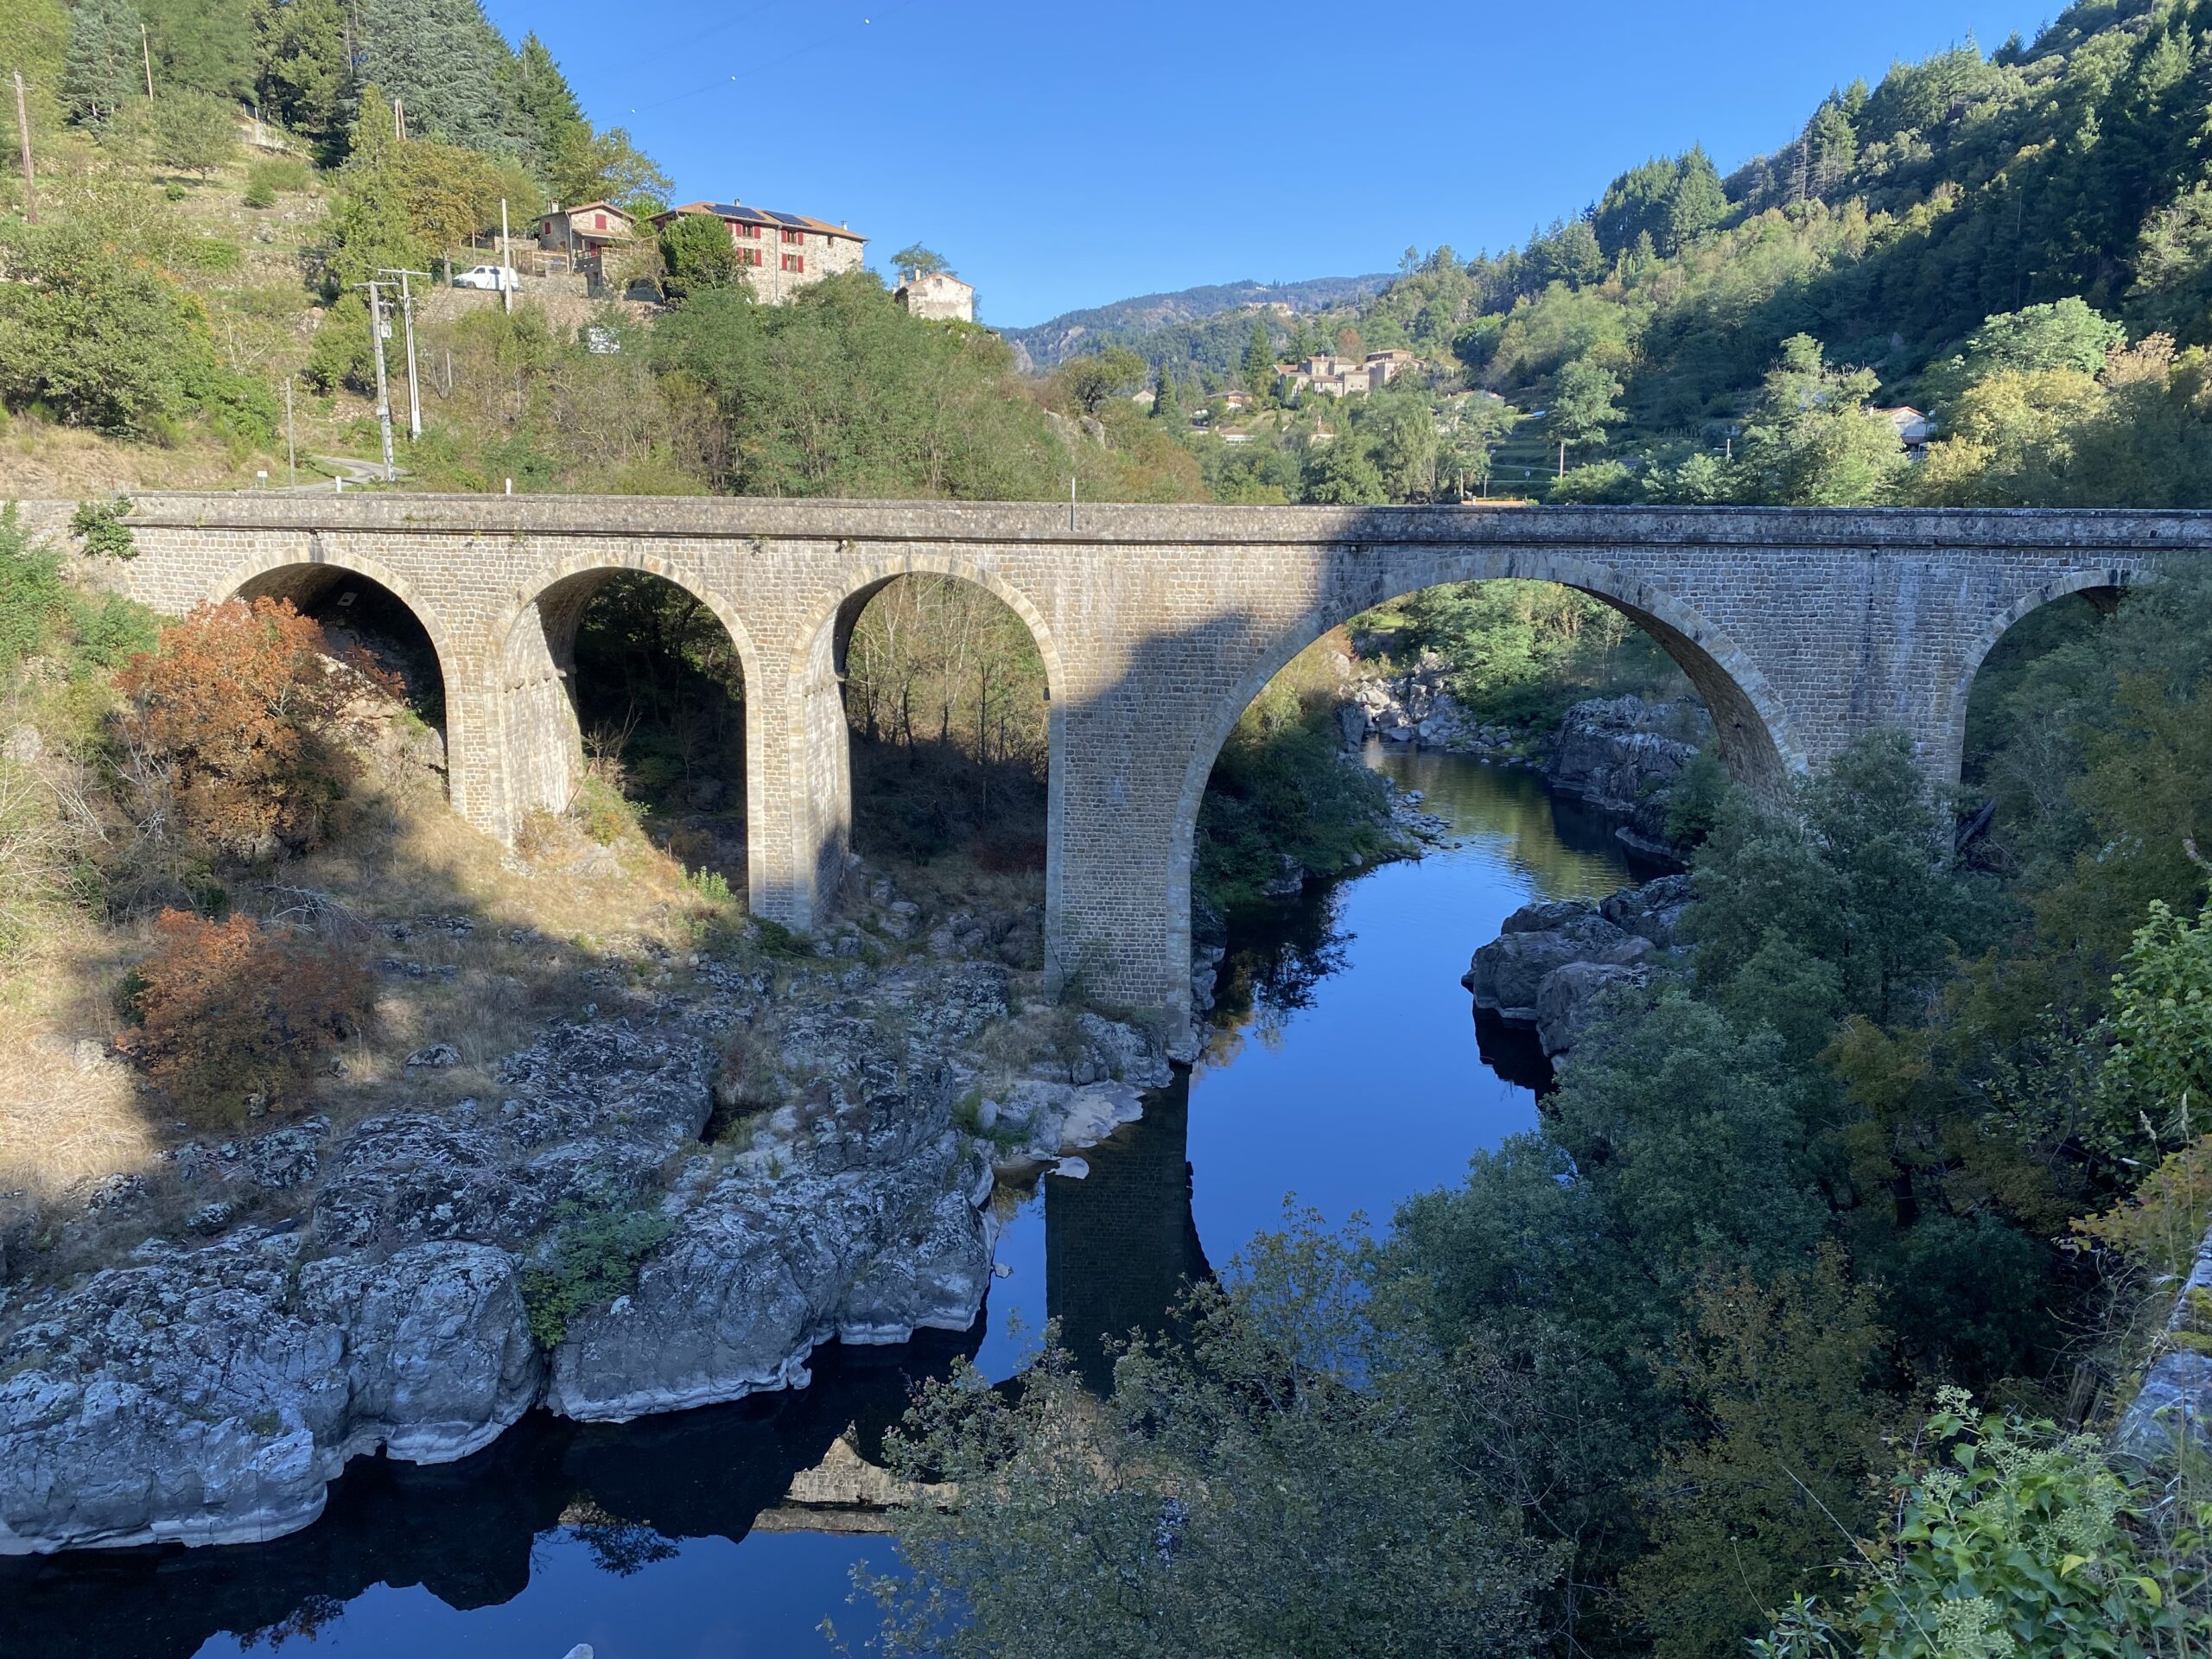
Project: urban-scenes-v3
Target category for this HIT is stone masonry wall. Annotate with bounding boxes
[35,495,2198,1020]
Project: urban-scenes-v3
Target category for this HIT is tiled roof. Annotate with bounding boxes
[652,201,866,242]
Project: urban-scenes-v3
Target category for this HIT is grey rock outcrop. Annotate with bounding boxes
[2116,1229,2212,1464]
[1546,696,1712,855]
[0,1231,537,1554]
[546,1081,993,1421]
[1465,876,1692,1058]
[1465,907,1653,1023]
[1344,655,1517,754]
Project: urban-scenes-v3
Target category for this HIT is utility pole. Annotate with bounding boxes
[283,376,296,486]
[11,70,35,224]
[499,198,513,314]
[356,280,397,482]
[140,25,154,99]
[377,267,431,440]
[391,95,404,141]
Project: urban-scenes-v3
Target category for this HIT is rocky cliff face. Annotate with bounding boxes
[1544,696,1712,858]
[0,936,1173,1555]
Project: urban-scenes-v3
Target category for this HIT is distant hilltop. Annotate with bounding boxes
[1004,276,1395,372]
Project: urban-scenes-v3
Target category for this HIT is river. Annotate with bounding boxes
[4,747,1644,1659]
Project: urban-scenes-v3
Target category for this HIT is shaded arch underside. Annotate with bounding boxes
[1942,569,2137,784]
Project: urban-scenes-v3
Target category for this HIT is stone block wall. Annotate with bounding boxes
[44,494,2196,1020]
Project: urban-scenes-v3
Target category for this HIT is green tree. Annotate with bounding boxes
[62,0,143,129]
[1733,334,1904,505]
[354,0,522,153]
[150,89,238,174]
[1242,314,1275,397]
[890,244,949,278]
[868,1217,1565,1659]
[1666,144,1728,249]
[0,218,274,439]
[252,0,352,153]
[657,211,739,301]
[1302,438,1389,504]
[141,0,256,99]
[1622,1250,1895,1659]
[1548,353,1624,475]
[1058,345,1147,414]
[1151,366,1185,424]
[505,31,590,193]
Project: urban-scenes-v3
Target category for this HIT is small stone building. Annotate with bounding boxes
[651,201,868,303]
[895,270,976,322]
[535,200,637,254]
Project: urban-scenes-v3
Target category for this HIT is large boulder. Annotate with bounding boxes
[1534,960,1646,1057]
[1465,906,1650,1020]
[0,1232,537,1554]
[2117,1229,2212,1464]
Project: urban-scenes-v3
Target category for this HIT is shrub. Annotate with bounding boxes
[520,1202,676,1347]
[120,909,368,1119]
[116,597,378,857]
[0,219,275,441]
[1751,1389,2207,1659]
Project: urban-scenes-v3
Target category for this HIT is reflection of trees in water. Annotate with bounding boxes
[1044,1072,1211,1394]
[1200,885,1351,1066]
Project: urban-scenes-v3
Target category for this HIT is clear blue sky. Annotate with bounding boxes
[482,0,2057,327]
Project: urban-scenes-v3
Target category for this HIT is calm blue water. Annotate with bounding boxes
[6,750,1637,1659]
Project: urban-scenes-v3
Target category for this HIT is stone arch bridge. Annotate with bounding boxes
[69,493,2203,1022]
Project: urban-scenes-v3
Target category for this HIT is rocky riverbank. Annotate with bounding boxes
[1465,875,1691,1058]
[1339,654,1712,864]
[0,887,1171,1556]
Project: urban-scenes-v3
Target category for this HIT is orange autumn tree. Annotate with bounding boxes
[122,910,370,1119]
[116,597,385,856]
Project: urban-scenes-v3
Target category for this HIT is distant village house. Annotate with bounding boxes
[651,201,868,303]
[1870,405,1936,458]
[895,270,976,322]
[1279,349,1427,398]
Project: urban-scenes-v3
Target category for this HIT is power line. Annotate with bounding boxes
[626,1,918,117]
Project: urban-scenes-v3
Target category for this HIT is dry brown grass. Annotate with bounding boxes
[0,719,713,1248]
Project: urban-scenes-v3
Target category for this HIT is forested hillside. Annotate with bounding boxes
[1099,0,2212,509]
[1001,273,1392,372]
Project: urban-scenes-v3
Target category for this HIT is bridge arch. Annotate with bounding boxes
[493,552,765,888]
[1940,566,2135,784]
[1160,550,1801,1019]
[794,551,1069,928]
[216,549,458,798]
[214,547,460,673]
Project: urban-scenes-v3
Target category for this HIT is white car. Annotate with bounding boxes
[451,264,520,292]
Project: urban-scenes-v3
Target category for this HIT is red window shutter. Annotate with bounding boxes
[593,213,606,229]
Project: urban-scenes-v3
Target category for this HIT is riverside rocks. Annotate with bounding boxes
[1465,875,1691,1058]
[1343,655,1518,755]
[0,928,1173,1555]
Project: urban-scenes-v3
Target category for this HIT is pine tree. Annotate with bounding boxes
[62,0,144,130]
[141,0,256,100]
[355,0,520,154]
[253,0,353,153]
[1666,145,1728,251]
[506,31,592,198]
[1243,316,1275,397]
[1153,369,1185,424]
